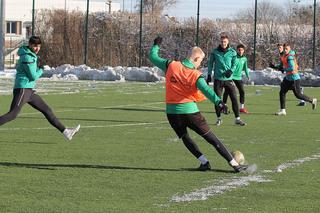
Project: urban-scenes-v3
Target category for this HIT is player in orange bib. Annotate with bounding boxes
[149,36,248,172]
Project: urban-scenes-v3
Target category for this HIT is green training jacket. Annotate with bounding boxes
[14,46,43,89]
[232,55,249,80]
[207,46,237,81]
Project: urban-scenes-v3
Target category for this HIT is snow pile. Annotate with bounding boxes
[42,64,164,82]
[2,64,320,86]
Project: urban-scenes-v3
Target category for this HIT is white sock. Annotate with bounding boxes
[229,159,239,167]
[236,117,240,120]
[240,104,245,109]
[198,155,209,165]
[217,117,221,120]
[280,109,286,113]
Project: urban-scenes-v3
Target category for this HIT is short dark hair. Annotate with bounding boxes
[220,33,229,39]
[277,43,283,47]
[29,36,42,45]
[237,44,245,49]
[283,43,290,48]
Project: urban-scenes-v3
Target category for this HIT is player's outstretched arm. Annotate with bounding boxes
[22,55,43,81]
[148,36,171,73]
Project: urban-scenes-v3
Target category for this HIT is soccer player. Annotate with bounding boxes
[271,43,306,107]
[0,36,80,140]
[270,43,317,115]
[222,44,250,113]
[149,36,247,172]
[206,34,246,126]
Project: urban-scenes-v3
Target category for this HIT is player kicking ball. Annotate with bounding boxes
[0,36,80,140]
[149,36,247,172]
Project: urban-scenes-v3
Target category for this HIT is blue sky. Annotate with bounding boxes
[92,0,315,18]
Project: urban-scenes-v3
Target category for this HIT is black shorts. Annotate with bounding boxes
[167,112,210,138]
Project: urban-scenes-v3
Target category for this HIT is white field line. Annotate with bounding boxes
[170,152,320,203]
[18,101,164,116]
[0,121,167,131]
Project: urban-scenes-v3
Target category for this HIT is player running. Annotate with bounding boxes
[206,34,246,126]
[0,36,80,140]
[149,36,247,172]
[270,43,317,115]
[222,44,250,113]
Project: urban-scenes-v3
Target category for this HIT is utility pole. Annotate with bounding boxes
[253,0,258,70]
[0,0,5,71]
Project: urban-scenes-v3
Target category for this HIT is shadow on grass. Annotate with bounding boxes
[0,162,235,173]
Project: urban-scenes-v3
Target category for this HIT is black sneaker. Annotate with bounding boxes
[297,101,306,106]
[235,119,246,126]
[198,161,211,171]
[233,165,248,173]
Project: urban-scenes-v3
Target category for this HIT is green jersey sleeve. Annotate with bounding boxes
[196,77,221,106]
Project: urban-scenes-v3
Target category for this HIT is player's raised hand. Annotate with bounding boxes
[153,36,163,46]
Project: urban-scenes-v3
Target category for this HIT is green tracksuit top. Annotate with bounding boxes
[14,46,43,89]
[232,55,249,80]
[207,46,237,81]
[149,45,221,114]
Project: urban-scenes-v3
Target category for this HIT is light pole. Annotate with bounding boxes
[196,0,200,46]
[253,0,258,70]
[32,0,35,35]
[0,0,5,71]
[84,0,89,64]
[139,0,143,67]
[312,0,316,71]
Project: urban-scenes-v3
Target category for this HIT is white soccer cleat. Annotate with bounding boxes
[312,98,317,110]
[63,124,81,141]
[275,110,286,116]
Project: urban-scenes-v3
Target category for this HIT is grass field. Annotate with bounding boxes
[0,79,319,213]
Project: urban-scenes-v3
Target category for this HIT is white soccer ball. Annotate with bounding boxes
[231,150,245,165]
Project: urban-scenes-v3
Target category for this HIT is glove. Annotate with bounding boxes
[153,36,163,46]
[224,70,233,78]
[206,74,212,84]
[37,56,45,69]
[279,67,284,73]
[217,101,229,115]
[269,63,276,69]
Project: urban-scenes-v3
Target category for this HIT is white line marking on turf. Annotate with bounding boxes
[169,152,320,203]
[171,175,272,202]
[0,121,168,131]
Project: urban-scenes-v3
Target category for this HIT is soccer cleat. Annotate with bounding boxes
[215,119,222,126]
[240,108,249,114]
[198,161,211,171]
[275,110,286,116]
[63,124,81,141]
[233,164,248,173]
[312,98,317,110]
[235,119,246,126]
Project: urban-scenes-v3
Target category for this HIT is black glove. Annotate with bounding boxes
[217,101,229,115]
[269,63,277,69]
[279,67,284,73]
[206,74,212,84]
[224,70,233,78]
[37,56,45,69]
[153,36,163,46]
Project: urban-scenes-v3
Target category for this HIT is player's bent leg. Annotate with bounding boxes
[28,93,66,133]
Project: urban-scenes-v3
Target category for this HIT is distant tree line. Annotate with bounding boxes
[35,0,320,70]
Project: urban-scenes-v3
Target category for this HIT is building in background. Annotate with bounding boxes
[4,0,120,67]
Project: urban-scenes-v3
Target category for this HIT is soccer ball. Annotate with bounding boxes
[231,150,245,165]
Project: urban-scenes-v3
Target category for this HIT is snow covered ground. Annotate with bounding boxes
[1,64,320,86]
